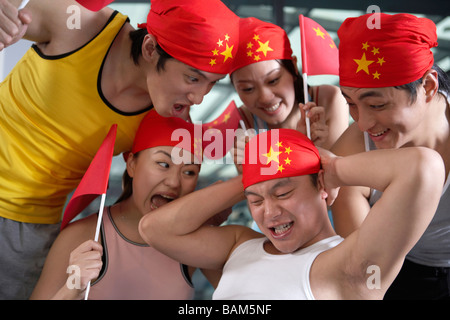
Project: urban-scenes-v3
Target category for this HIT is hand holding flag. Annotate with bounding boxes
[298,15,339,139]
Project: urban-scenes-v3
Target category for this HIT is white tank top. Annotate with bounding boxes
[213,235,343,300]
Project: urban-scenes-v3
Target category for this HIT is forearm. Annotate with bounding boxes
[139,176,245,239]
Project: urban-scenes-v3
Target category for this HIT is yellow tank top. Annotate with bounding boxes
[0,11,151,224]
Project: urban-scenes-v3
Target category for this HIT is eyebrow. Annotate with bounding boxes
[189,68,226,82]
[236,67,282,84]
[341,90,384,100]
[154,150,172,158]
[244,178,292,197]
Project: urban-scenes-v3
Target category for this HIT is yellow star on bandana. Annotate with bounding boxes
[262,146,281,165]
[256,40,273,57]
[354,53,374,74]
[220,43,234,62]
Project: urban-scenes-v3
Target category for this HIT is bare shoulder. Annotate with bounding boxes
[55,213,98,250]
[30,2,118,55]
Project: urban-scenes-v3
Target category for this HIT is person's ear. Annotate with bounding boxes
[422,69,439,103]
[291,55,299,76]
[141,34,158,62]
[317,170,328,200]
[126,153,137,178]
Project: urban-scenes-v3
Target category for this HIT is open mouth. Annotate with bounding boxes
[262,102,281,113]
[270,222,293,238]
[150,194,176,210]
[172,104,189,117]
[368,128,389,138]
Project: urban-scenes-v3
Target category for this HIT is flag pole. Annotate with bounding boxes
[18,0,30,10]
[299,15,311,140]
[84,192,107,300]
[302,73,311,140]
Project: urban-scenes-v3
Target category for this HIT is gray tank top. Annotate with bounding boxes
[364,98,450,267]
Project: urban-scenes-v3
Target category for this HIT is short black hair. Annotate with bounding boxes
[129,28,174,72]
[395,64,450,103]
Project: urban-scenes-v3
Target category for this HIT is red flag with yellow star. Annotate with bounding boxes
[299,15,339,76]
[202,100,242,160]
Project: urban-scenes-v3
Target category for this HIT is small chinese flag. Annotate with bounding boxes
[299,14,339,76]
[75,0,115,11]
[202,101,242,160]
[61,124,117,230]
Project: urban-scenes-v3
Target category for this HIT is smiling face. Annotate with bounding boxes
[245,175,330,254]
[232,60,297,126]
[127,146,200,215]
[341,85,429,149]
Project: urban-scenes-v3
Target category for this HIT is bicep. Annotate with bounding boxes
[331,185,370,237]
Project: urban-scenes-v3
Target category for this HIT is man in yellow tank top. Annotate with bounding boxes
[0,0,239,299]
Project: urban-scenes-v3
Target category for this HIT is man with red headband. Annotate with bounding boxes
[331,13,450,299]
[139,128,444,299]
[0,0,239,299]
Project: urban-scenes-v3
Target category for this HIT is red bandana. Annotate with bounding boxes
[138,0,239,75]
[338,13,437,87]
[129,109,202,163]
[242,129,320,189]
[230,17,293,74]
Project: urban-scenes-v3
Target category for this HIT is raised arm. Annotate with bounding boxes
[318,146,445,299]
[330,123,371,236]
[138,177,260,271]
[0,0,113,53]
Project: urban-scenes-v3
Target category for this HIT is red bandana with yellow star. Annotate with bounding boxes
[130,109,203,164]
[139,0,239,75]
[338,13,437,88]
[230,17,293,74]
[242,129,320,189]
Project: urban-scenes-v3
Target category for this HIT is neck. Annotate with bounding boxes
[101,24,152,112]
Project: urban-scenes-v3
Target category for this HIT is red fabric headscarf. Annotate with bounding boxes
[338,13,438,87]
[230,17,293,74]
[138,0,240,75]
[242,129,320,189]
[128,109,202,164]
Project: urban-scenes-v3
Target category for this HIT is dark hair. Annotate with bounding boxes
[129,28,173,72]
[309,173,319,190]
[395,64,450,103]
[114,152,140,204]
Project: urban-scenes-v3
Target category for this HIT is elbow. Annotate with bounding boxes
[138,214,155,246]
[407,147,446,202]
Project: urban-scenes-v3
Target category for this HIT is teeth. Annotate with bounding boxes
[370,129,387,137]
[264,102,280,112]
[160,194,175,200]
[273,222,293,234]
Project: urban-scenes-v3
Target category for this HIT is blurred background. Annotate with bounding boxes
[1,0,448,300]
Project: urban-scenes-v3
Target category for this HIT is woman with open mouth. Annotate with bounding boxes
[0,0,239,299]
[30,109,225,300]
